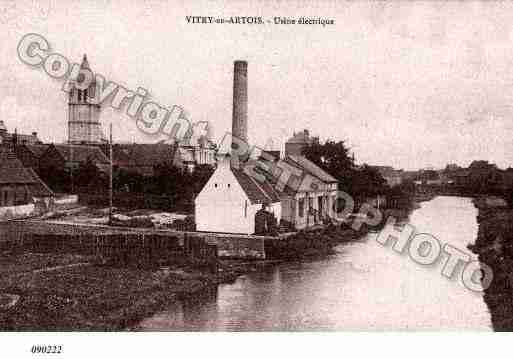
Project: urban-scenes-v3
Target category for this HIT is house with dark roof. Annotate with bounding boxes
[259,153,339,230]
[0,147,54,218]
[195,154,281,234]
[15,144,50,172]
[39,144,110,174]
[284,129,319,156]
[100,143,175,176]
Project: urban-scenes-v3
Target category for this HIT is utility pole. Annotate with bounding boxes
[109,123,113,225]
[70,144,74,194]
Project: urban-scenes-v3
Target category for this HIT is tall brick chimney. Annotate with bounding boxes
[232,60,248,145]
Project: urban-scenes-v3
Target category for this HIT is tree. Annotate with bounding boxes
[351,164,388,198]
[302,140,355,184]
[75,159,106,192]
[302,140,388,199]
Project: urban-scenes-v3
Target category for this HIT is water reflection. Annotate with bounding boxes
[138,196,492,331]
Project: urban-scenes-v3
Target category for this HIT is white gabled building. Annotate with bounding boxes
[195,154,281,234]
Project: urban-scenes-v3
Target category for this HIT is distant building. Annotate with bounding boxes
[284,129,319,156]
[273,154,339,230]
[371,166,404,187]
[445,163,461,172]
[0,120,42,148]
[173,135,216,172]
[67,55,106,145]
[0,147,53,218]
[15,144,50,172]
[451,169,471,187]
[39,144,110,174]
[105,143,175,176]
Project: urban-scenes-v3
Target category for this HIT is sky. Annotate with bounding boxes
[1,0,513,170]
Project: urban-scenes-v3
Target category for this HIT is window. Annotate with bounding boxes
[84,89,88,101]
[214,183,217,188]
[298,198,305,218]
[244,200,248,217]
[77,90,82,102]
[227,184,230,188]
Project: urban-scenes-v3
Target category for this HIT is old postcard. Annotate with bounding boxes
[1,0,513,356]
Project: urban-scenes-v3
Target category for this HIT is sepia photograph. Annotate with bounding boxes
[1,0,513,356]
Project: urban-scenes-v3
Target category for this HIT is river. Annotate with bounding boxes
[138,196,492,331]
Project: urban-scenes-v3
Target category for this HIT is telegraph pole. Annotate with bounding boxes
[109,123,113,225]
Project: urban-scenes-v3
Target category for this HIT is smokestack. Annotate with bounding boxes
[232,60,248,146]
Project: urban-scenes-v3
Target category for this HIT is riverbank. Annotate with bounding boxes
[0,252,246,331]
[0,199,414,330]
[468,195,513,331]
[0,221,370,330]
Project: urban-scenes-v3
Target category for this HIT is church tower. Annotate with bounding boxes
[68,54,105,144]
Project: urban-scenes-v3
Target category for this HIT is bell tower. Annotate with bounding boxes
[68,54,104,144]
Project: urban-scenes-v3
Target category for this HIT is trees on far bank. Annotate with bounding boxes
[302,140,388,201]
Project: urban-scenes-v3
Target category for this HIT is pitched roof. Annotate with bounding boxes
[286,155,338,183]
[51,144,110,164]
[80,54,90,70]
[232,167,281,204]
[175,147,195,163]
[21,144,50,158]
[0,148,53,197]
[286,130,313,144]
[1,132,41,145]
[25,168,54,197]
[112,143,174,166]
[0,147,25,168]
[0,167,36,184]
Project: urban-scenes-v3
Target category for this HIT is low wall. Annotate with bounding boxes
[0,220,271,259]
[200,234,266,259]
[54,195,79,205]
[0,204,35,220]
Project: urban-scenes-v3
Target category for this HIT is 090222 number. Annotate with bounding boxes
[30,345,62,354]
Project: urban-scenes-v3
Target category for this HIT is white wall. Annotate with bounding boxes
[195,159,259,234]
[0,203,35,219]
[268,201,281,224]
[54,195,78,205]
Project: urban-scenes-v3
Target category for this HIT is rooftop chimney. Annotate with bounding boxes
[232,60,248,145]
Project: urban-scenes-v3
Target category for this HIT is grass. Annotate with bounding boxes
[0,252,228,331]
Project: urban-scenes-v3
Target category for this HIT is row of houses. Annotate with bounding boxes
[1,58,342,236]
[13,140,216,178]
[370,160,513,193]
[443,161,513,191]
